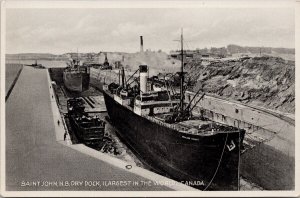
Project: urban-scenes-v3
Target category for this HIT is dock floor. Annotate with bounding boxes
[5,67,177,191]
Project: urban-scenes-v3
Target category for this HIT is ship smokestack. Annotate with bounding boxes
[104,53,108,62]
[139,65,148,94]
[140,36,144,53]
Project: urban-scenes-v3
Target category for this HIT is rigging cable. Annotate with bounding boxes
[203,133,228,191]
[163,74,173,107]
[126,68,139,84]
[238,122,241,190]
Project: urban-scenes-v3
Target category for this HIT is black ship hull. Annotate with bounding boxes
[103,91,243,190]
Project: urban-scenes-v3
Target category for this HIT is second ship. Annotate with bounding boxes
[63,53,112,92]
[63,57,90,92]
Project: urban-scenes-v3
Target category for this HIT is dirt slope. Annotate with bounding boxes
[186,56,295,114]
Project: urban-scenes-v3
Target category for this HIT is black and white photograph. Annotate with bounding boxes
[1,0,299,197]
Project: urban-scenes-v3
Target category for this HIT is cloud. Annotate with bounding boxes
[6,8,295,54]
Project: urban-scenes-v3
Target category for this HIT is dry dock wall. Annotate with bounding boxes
[185,91,295,190]
[185,91,294,156]
[5,64,23,101]
[90,68,124,85]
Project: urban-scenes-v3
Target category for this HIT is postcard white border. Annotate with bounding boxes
[1,0,299,197]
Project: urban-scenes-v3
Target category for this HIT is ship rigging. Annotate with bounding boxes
[102,31,245,190]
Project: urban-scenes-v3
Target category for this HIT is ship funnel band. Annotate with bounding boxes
[139,65,148,93]
[139,65,148,73]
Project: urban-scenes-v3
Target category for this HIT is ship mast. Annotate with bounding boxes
[180,28,184,114]
[76,48,79,70]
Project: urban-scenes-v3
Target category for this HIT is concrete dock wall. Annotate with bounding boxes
[185,91,294,157]
[5,64,23,101]
[185,91,295,190]
[90,68,120,85]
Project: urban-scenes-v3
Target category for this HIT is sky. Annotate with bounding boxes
[6,7,295,54]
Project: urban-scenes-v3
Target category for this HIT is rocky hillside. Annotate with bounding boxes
[186,56,295,114]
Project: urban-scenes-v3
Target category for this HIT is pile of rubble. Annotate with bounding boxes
[99,137,122,155]
[186,56,295,113]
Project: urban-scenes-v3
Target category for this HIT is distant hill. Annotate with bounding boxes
[193,45,295,60]
[226,44,295,55]
[6,53,69,61]
[6,44,295,61]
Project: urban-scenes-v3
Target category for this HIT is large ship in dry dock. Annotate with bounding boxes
[63,58,90,92]
[102,32,245,190]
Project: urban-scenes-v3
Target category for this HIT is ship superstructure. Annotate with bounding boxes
[102,31,245,190]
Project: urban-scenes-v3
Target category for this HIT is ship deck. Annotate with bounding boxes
[104,91,240,136]
[153,114,240,135]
